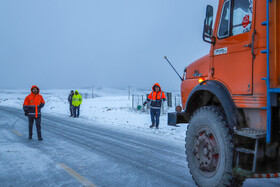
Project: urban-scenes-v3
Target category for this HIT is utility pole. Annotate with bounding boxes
[128,85,130,100]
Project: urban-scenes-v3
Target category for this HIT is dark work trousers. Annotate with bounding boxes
[73,106,80,117]
[69,105,74,116]
[150,108,161,127]
[28,116,42,138]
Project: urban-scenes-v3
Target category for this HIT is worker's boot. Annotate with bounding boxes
[149,124,155,128]
[29,132,32,139]
[38,132,43,141]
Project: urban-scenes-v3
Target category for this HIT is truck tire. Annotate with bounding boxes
[186,106,234,187]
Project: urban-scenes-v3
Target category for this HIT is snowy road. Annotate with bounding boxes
[1,107,280,187]
[0,107,194,186]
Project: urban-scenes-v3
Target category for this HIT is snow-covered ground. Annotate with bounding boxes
[1,88,280,186]
[0,87,187,144]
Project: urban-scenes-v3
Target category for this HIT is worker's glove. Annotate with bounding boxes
[24,112,28,116]
[39,103,44,108]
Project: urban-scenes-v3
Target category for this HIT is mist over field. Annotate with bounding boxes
[0,0,218,91]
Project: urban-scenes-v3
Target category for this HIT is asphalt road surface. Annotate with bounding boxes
[0,107,279,187]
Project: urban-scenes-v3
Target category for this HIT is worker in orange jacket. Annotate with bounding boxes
[143,83,166,129]
[23,85,45,141]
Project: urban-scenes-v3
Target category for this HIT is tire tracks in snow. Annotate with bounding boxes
[42,118,192,186]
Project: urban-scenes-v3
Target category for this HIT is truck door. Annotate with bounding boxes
[213,0,255,95]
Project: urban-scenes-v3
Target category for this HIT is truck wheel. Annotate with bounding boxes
[186,106,234,187]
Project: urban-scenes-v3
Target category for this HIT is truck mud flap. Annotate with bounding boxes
[168,112,188,126]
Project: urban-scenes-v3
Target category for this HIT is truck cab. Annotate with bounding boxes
[169,0,280,186]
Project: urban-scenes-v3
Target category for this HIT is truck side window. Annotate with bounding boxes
[218,0,230,38]
[232,0,253,35]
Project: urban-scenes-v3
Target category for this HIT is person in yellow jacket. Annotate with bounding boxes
[72,90,82,118]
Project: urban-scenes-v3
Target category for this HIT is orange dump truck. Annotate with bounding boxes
[168,0,280,186]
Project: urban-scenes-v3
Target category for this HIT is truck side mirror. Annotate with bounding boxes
[203,5,215,44]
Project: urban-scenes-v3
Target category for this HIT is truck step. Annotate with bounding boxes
[235,128,266,172]
[234,128,266,139]
[235,147,255,154]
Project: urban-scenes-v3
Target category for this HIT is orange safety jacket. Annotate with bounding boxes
[23,85,45,118]
[145,83,166,109]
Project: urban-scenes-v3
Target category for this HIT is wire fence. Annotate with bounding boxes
[131,93,181,114]
[71,90,182,115]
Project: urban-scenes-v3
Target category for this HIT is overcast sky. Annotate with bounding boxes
[0,0,218,91]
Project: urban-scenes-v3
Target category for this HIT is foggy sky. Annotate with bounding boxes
[0,0,218,91]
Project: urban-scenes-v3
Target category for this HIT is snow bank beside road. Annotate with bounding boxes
[0,88,187,143]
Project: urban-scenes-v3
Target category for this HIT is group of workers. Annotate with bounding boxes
[23,86,83,141]
[68,90,83,118]
[22,83,166,141]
